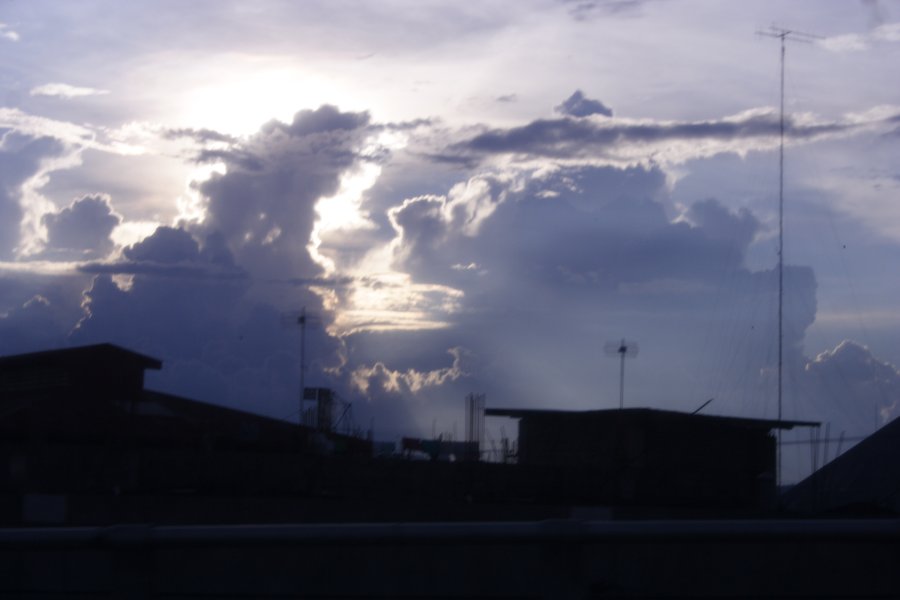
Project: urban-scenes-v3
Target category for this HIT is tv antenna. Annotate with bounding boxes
[283,307,321,425]
[604,339,639,409]
[757,25,821,488]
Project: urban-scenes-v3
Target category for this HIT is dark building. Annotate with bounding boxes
[0,343,161,439]
[783,415,900,515]
[0,343,821,522]
[0,344,372,525]
[2,346,898,597]
[487,407,817,509]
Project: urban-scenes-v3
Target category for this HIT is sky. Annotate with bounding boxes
[2,0,900,482]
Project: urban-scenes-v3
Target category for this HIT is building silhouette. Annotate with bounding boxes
[1,344,898,598]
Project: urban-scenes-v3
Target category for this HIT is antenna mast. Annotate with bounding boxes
[604,339,639,409]
[298,307,307,425]
[758,25,820,488]
[286,306,319,426]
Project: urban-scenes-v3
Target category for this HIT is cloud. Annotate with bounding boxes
[58,107,394,424]
[78,226,244,280]
[41,194,120,259]
[555,90,613,118]
[351,347,468,395]
[563,0,650,21]
[0,132,68,259]
[445,108,876,167]
[162,127,238,144]
[196,105,377,282]
[0,267,90,357]
[0,108,144,157]
[124,225,201,264]
[0,295,67,354]
[0,23,19,42]
[800,340,900,432]
[30,83,110,98]
[683,197,761,251]
[0,86,892,463]
[377,163,802,409]
[819,22,900,52]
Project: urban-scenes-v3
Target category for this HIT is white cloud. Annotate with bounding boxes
[0,23,19,42]
[820,21,900,52]
[351,347,468,395]
[30,83,110,98]
[803,340,900,428]
[819,33,869,53]
[0,108,143,156]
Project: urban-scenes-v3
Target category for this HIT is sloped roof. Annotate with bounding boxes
[783,416,900,514]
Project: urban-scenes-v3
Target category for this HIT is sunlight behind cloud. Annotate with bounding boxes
[111,220,163,249]
[314,162,381,234]
[179,66,347,136]
[177,162,226,226]
[328,271,463,336]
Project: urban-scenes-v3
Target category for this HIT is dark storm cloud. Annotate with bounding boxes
[389,165,709,289]
[446,112,854,161]
[0,132,66,258]
[163,127,238,144]
[684,197,760,251]
[124,226,201,264]
[78,226,246,280]
[196,148,263,171]
[64,107,382,423]
[0,266,93,357]
[0,295,67,355]
[555,90,613,118]
[275,276,356,287]
[374,162,826,431]
[41,194,120,259]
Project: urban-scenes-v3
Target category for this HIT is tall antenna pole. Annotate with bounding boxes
[758,25,820,489]
[283,307,320,425]
[604,339,639,409]
[299,307,307,426]
[777,28,786,492]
